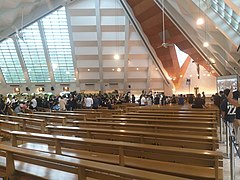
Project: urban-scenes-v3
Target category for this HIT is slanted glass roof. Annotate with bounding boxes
[175,45,188,68]
[0,38,25,83]
[18,22,51,82]
[41,7,75,82]
[211,0,240,33]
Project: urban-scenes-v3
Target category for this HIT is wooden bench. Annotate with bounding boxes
[72,120,217,136]
[0,120,20,131]
[92,117,217,128]
[18,113,67,125]
[75,109,124,117]
[9,131,223,180]
[131,109,219,123]
[34,112,87,122]
[56,111,102,119]
[0,144,185,180]
[0,114,45,133]
[0,120,20,138]
[45,125,218,150]
[114,114,216,122]
[127,106,220,123]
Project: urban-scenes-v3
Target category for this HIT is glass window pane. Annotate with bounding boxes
[17,22,50,83]
[41,7,75,82]
[0,38,25,83]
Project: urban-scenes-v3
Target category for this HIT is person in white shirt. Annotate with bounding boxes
[140,96,147,106]
[6,95,11,106]
[85,95,93,109]
[59,96,66,111]
[30,96,37,110]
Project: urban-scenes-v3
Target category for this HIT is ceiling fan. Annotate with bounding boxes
[157,0,174,48]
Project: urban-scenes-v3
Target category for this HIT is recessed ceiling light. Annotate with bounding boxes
[114,54,120,60]
[203,42,209,47]
[196,17,204,25]
[87,69,90,72]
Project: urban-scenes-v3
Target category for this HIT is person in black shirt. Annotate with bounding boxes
[192,93,205,108]
[220,89,235,123]
[227,86,240,144]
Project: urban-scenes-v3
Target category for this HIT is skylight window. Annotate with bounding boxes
[41,7,75,82]
[175,45,189,68]
[17,22,50,82]
[0,38,25,83]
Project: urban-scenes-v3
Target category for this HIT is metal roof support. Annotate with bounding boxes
[12,37,31,85]
[123,18,130,92]
[95,0,104,91]
[38,21,56,84]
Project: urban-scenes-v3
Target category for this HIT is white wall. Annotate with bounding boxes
[175,62,217,96]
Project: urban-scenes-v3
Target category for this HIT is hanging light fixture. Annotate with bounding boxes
[113,0,120,60]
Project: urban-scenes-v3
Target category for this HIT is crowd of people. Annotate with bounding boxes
[0,89,209,115]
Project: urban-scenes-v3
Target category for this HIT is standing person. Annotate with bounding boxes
[30,96,37,110]
[92,95,99,109]
[0,98,6,114]
[171,94,177,104]
[213,93,221,108]
[178,94,184,105]
[227,85,240,144]
[85,95,93,109]
[192,93,205,108]
[154,94,160,105]
[59,96,66,111]
[140,95,146,106]
[220,89,236,126]
[202,91,206,105]
[131,94,135,103]
[161,93,166,105]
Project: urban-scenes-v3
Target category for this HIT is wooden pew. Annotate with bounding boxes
[10,131,223,180]
[126,106,220,123]
[0,144,184,180]
[56,111,102,119]
[18,113,67,125]
[114,114,216,122]
[92,117,217,128]
[72,120,217,136]
[75,109,124,117]
[45,125,218,150]
[34,112,87,122]
[0,114,45,133]
[0,120,20,131]
[0,120,20,138]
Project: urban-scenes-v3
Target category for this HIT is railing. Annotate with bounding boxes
[225,120,240,180]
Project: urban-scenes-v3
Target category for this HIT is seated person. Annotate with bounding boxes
[14,103,23,114]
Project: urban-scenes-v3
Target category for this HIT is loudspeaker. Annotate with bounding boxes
[51,86,54,91]
[26,87,30,91]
